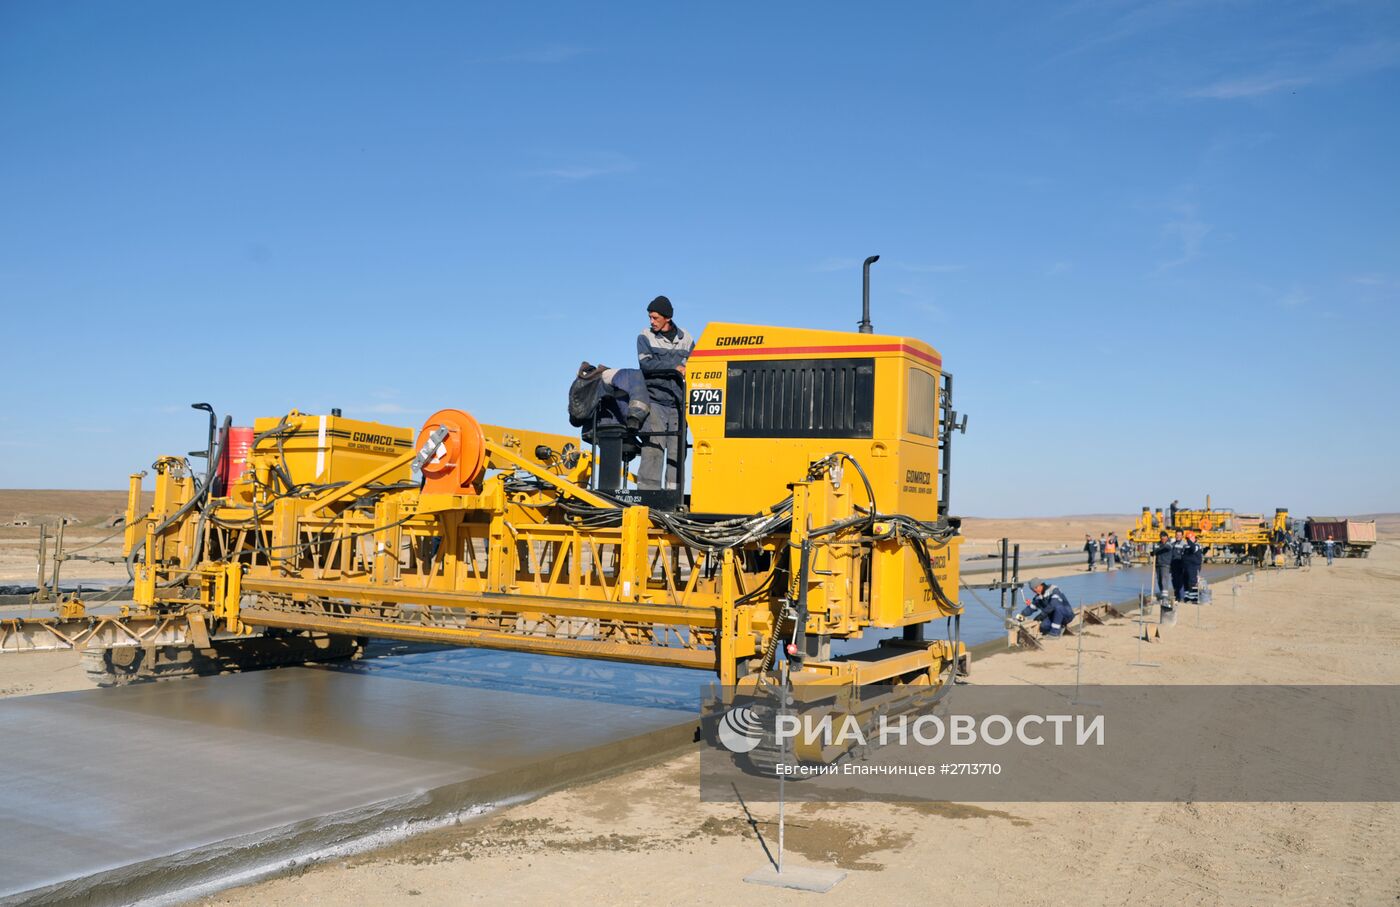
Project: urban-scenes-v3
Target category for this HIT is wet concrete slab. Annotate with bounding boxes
[839,564,1245,656]
[1038,563,1240,612]
[0,661,700,905]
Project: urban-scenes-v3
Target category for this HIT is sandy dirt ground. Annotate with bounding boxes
[2,497,1398,905]
[3,488,1389,583]
[958,514,1137,556]
[0,650,89,699]
[0,489,147,585]
[0,498,1142,584]
[184,541,1400,906]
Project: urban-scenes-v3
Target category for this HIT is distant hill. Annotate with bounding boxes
[3,490,1395,540]
[0,489,152,533]
[957,515,1138,545]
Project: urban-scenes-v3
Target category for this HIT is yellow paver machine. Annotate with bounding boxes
[2,313,971,727]
[1128,496,1291,565]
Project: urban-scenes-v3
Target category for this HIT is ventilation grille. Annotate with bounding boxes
[725,358,875,439]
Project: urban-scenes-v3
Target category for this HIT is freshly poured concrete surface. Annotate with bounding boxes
[835,563,1245,657]
[0,658,699,905]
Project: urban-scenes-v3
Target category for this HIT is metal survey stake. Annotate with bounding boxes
[35,523,48,603]
[1071,606,1101,706]
[1130,591,1160,669]
[50,520,65,602]
[744,672,845,891]
[778,712,785,875]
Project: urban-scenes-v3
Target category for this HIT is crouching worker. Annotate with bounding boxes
[1012,578,1075,638]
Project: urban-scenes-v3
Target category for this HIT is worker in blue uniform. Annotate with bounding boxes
[1180,529,1204,604]
[1153,531,1174,606]
[1013,578,1075,638]
[1169,529,1187,602]
[569,362,651,433]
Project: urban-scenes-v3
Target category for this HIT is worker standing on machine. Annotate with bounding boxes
[1181,529,1204,604]
[636,295,695,491]
[1013,578,1075,638]
[1153,531,1174,606]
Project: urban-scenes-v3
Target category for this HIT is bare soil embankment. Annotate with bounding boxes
[0,489,151,585]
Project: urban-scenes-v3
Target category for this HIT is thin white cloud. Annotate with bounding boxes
[813,257,862,272]
[1279,286,1309,308]
[1157,205,1212,271]
[1187,75,1310,99]
[1052,0,1213,60]
[816,259,964,274]
[1348,273,1400,305]
[535,153,636,181]
[1329,38,1400,79]
[894,262,966,274]
[355,402,422,416]
[1046,261,1073,276]
[1183,39,1400,101]
[474,45,592,65]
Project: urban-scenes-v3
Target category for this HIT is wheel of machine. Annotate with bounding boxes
[83,646,147,687]
[737,735,823,781]
[79,633,367,688]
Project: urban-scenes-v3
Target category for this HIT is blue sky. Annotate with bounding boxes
[2,1,1397,516]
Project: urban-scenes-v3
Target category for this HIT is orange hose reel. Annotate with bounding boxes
[416,408,487,494]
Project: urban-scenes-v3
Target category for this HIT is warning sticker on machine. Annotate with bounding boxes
[688,388,723,416]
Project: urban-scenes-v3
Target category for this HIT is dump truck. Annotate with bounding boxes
[1304,517,1377,558]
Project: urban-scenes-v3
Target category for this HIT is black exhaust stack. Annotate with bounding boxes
[858,254,879,334]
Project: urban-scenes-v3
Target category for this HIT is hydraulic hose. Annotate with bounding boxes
[126,415,231,584]
[253,415,299,493]
[789,541,813,668]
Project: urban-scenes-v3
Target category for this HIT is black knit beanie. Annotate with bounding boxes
[646,295,673,319]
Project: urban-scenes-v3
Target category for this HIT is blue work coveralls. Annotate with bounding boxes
[1018,585,1075,638]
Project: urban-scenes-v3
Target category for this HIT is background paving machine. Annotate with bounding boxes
[4,305,970,765]
[1128,496,1291,565]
